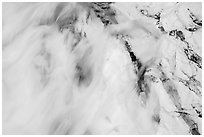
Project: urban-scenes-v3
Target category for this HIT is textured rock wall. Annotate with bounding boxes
[2,2,202,135]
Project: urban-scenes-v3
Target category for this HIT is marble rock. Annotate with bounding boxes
[2,2,202,135]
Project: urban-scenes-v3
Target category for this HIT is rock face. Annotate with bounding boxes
[2,2,202,135]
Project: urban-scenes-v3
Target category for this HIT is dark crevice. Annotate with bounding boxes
[169,29,185,41]
[188,9,202,27]
[91,2,117,26]
[116,34,149,96]
[125,45,142,71]
[168,29,202,69]
[185,26,201,32]
[183,46,202,69]
[140,9,166,33]
[137,67,147,95]
[158,65,201,135]
[175,110,190,116]
[175,109,200,135]
[158,70,180,109]
[178,79,201,97]
[152,114,160,124]
[169,29,177,36]
[176,30,185,41]
[140,9,160,20]
[191,104,202,118]
[119,35,142,73]
[191,127,200,135]
[184,9,202,32]
[177,71,202,97]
